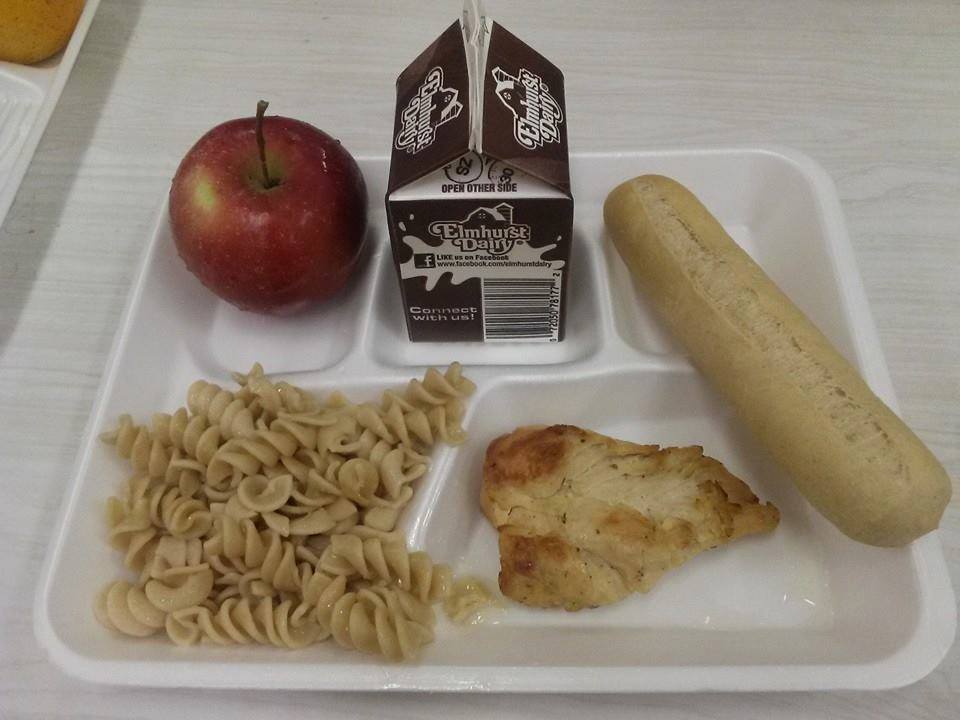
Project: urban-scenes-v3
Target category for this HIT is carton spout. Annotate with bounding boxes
[461,0,484,45]
[462,0,490,154]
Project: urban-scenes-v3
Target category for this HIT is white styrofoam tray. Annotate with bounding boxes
[35,149,956,692]
[0,0,101,230]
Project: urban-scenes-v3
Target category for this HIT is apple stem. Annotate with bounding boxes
[255,100,278,189]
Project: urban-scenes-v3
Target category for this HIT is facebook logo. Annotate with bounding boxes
[414,253,436,269]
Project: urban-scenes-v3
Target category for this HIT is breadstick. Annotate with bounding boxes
[604,175,951,546]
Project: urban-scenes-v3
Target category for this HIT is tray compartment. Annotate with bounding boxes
[423,367,832,629]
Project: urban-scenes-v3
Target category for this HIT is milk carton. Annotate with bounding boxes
[386,5,572,342]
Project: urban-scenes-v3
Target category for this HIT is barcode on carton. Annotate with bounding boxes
[482,277,561,341]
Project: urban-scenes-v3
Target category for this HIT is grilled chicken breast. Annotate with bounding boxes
[481,425,779,610]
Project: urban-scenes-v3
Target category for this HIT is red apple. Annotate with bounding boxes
[169,101,367,314]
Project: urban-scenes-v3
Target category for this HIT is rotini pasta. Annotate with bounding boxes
[407,550,453,604]
[152,409,225,461]
[334,458,380,506]
[95,580,166,637]
[418,363,476,402]
[233,363,318,418]
[144,535,204,579]
[106,496,159,572]
[328,587,434,661]
[203,514,269,569]
[96,363,477,661]
[423,399,467,445]
[206,437,281,484]
[377,397,434,448]
[378,446,428,500]
[143,565,215,612]
[100,414,171,477]
[267,416,318,450]
[233,569,275,601]
[236,473,294,513]
[186,380,237,425]
[140,483,213,540]
[318,533,452,603]
[361,505,402,533]
[163,449,204,498]
[166,596,325,648]
[319,532,410,582]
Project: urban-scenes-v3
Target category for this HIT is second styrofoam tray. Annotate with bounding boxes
[0,0,101,230]
[35,148,955,692]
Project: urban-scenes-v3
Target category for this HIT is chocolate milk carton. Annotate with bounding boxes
[386,5,572,342]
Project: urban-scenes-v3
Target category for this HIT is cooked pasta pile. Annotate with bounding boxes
[95,362,475,661]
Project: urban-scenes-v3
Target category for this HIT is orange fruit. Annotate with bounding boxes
[0,0,86,65]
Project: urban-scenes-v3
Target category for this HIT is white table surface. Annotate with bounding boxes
[1,0,958,717]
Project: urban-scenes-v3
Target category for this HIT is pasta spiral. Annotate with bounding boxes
[143,535,204,580]
[206,437,282,484]
[144,565,215,612]
[95,580,166,637]
[203,515,270,569]
[166,596,324,648]
[236,473,294,513]
[101,414,171,477]
[96,363,475,661]
[186,380,236,425]
[378,446,428,500]
[106,496,158,572]
[137,483,213,540]
[373,398,434,448]
[151,409,223,461]
[405,550,453,604]
[163,449,205,498]
[233,363,318,418]
[328,587,434,661]
[319,533,452,604]
[318,532,410,582]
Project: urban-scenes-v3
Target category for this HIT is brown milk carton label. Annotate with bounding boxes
[481,22,569,192]
[388,21,471,193]
[386,9,573,343]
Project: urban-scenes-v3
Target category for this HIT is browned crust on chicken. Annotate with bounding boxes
[482,425,779,610]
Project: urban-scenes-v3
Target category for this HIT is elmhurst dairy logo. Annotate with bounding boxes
[491,66,563,150]
[428,203,530,255]
[395,67,464,154]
